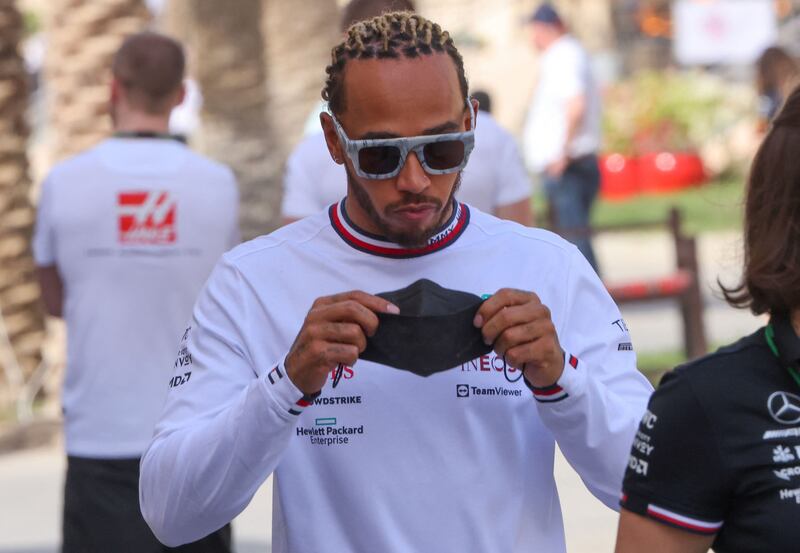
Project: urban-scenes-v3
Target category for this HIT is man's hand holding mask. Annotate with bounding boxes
[285,290,399,395]
[474,289,564,388]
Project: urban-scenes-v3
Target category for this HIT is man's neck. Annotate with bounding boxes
[114,112,171,134]
[546,33,567,50]
[791,309,800,337]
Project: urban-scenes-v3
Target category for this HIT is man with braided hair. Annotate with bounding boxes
[141,12,651,551]
[282,0,533,226]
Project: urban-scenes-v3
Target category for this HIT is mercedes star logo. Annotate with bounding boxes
[767,391,800,425]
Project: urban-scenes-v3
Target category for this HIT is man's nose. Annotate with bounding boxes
[395,151,430,194]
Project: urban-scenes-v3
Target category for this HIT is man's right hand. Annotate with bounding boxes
[284,291,399,394]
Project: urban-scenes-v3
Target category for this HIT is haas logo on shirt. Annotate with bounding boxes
[118,191,177,244]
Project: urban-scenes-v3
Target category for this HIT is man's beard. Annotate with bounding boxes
[345,165,461,248]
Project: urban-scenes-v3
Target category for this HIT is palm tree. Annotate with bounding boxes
[182,0,277,240]
[264,0,339,149]
[13,0,150,414]
[180,0,339,240]
[0,0,44,410]
[44,0,150,162]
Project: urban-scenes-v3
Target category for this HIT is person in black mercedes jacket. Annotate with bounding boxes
[616,84,800,553]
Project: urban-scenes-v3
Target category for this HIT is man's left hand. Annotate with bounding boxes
[546,155,568,178]
[474,289,564,388]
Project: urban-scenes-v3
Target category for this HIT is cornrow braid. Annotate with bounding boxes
[322,11,469,115]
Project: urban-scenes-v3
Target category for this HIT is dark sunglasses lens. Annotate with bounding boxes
[423,140,465,170]
[358,146,401,175]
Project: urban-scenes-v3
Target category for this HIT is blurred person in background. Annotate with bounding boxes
[459,89,532,224]
[140,11,651,552]
[282,2,533,226]
[33,32,239,553]
[616,85,800,553]
[523,2,602,273]
[755,46,799,130]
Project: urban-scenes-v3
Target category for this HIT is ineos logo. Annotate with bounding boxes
[767,391,800,425]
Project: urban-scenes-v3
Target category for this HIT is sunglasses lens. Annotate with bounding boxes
[423,140,465,171]
[358,146,401,175]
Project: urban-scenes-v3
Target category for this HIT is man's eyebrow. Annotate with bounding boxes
[423,121,460,135]
[356,120,461,140]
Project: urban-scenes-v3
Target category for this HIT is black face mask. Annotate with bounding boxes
[353,279,492,379]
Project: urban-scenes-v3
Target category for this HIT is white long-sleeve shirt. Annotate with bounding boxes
[140,202,652,551]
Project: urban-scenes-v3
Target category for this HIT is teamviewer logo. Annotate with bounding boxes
[456,384,469,398]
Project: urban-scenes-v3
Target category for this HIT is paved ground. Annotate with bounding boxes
[0,442,616,553]
[597,229,764,353]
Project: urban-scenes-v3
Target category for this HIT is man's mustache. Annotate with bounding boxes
[385,194,443,211]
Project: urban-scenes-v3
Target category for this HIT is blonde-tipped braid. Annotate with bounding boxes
[322,11,469,115]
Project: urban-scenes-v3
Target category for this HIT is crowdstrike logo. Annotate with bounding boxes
[774,466,800,482]
[118,191,177,244]
[767,391,800,425]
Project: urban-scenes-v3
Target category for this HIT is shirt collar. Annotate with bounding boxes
[113,131,187,144]
[329,199,469,259]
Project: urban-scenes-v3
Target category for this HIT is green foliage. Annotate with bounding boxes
[636,349,686,386]
[532,177,744,234]
[23,10,41,36]
[592,177,744,234]
[603,70,755,155]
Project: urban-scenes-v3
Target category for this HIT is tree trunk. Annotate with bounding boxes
[182,0,278,240]
[0,0,44,406]
[553,0,615,54]
[44,0,150,163]
[178,0,339,240]
[29,0,149,411]
[263,0,339,149]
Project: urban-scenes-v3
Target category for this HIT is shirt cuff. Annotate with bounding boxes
[259,359,320,417]
[523,352,587,404]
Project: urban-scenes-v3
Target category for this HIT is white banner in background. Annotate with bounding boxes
[673,0,777,65]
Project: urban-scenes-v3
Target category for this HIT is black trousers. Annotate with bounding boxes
[63,456,232,553]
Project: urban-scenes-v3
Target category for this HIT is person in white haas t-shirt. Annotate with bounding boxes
[140,12,652,553]
[281,92,533,226]
[33,33,238,553]
[522,3,602,273]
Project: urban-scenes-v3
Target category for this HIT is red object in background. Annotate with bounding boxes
[600,154,639,200]
[600,151,707,200]
[638,152,706,194]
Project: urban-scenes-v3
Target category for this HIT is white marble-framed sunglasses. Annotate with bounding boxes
[329,99,476,180]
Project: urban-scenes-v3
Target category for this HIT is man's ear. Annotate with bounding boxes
[467,97,479,130]
[320,112,345,165]
[173,81,187,109]
[110,77,122,104]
